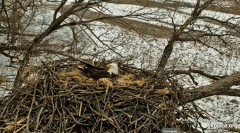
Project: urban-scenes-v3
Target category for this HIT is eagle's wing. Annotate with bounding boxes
[79,66,110,80]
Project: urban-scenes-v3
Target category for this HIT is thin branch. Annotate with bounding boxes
[169,69,225,80]
[53,0,67,21]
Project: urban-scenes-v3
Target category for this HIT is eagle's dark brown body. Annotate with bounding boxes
[78,62,118,80]
[80,67,111,80]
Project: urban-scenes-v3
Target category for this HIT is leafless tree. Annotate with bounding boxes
[0,0,240,131]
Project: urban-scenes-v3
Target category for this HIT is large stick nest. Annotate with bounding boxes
[0,61,201,133]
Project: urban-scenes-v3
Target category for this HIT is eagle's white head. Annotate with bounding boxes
[106,63,118,75]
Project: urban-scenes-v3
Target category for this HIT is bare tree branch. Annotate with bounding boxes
[53,0,67,21]
[170,69,225,80]
[13,0,86,89]
[155,0,215,79]
[183,72,240,103]
[221,89,240,97]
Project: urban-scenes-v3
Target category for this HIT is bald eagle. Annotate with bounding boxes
[78,62,118,80]
[77,62,118,95]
